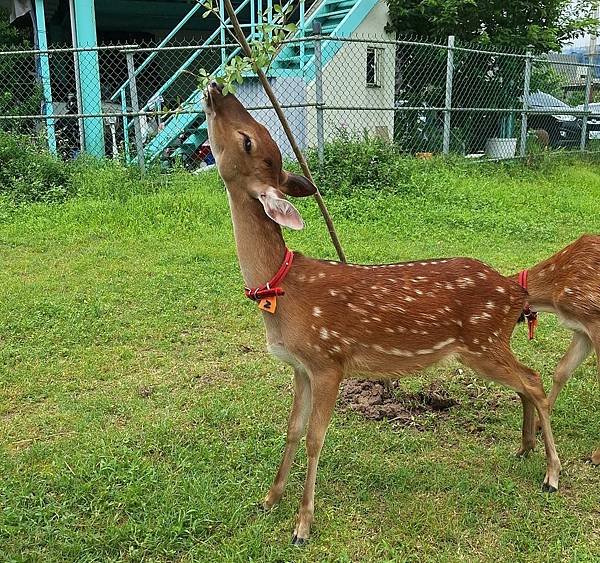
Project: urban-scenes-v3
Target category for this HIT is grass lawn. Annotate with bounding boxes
[1,157,599,561]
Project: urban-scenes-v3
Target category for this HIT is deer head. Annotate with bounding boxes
[203,82,316,230]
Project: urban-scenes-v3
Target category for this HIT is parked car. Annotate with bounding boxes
[575,102,600,142]
[525,91,581,148]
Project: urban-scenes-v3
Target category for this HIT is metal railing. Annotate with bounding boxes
[1,34,600,167]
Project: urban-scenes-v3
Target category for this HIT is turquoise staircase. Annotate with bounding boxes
[111,0,378,164]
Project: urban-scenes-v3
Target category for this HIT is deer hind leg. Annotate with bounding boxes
[516,393,536,457]
[264,367,312,510]
[292,368,342,546]
[460,349,561,492]
[590,330,600,465]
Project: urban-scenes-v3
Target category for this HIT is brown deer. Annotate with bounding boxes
[203,82,561,546]
[512,234,600,465]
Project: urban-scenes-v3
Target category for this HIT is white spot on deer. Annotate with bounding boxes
[415,289,424,295]
[328,261,338,265]
[391,348,414,357]
[431,261,438,265]
[320,328,329,340]
[445,283,454,290]
[432,337,456,350]
[331,330,340,338]
[503,305,511,314]
[549,263,555,271]
[397,326,407,333]
[331,345,341,353]
[329,289,339,297]
[481,312,492,319]
[455,320,463,327]
[404,296,415,302]
[298,274,306,282]
[308,275,317,283]
[486,301,495,310]
[372,316,382,322]
[373,344,385,352]
[564,287,573,294]
[488,336,494,343]
[456,277,475,288]
[476,272,487,279]
[416,349,434,355]
[385,327,395,333]
[473,338,480,344]
[496,286,506,293]
[313,306,322,317]
[407,263,414,266]
[313,344,321,352]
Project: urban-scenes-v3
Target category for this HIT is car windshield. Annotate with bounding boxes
[526,91,571,108]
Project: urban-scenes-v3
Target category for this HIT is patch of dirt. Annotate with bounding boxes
[338,379,458,428]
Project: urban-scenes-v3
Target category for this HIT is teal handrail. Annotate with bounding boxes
[109,1,203,101]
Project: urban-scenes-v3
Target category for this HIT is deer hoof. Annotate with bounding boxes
[541,482,558,493]
[291,533,308,547]
[515,445,535,457]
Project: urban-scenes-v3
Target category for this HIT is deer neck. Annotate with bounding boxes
[227,188,288,289]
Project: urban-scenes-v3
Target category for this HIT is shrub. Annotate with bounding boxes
[0,131,73,203]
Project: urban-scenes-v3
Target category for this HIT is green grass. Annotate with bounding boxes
[1,157,599,561]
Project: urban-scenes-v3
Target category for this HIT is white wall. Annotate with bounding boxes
[306,1,395,145]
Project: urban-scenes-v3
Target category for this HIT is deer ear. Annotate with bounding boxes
[280,171,317,197]
[259,189,304,230]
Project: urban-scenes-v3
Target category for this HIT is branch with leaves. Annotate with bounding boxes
[195,0,346,262]
[199,0,297,94]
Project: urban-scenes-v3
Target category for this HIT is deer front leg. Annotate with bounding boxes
[534,331,592,433]
[548,331,592,411]
[264,367,311,510]
[292,369,342,546]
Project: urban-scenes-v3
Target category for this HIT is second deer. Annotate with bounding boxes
[513,234,600,465]
[203,82,561,546]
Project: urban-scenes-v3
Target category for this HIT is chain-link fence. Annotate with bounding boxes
[1,34,599,168]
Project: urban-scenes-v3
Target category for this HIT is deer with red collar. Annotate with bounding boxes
[513,234,600,465]
[203,82,561,545]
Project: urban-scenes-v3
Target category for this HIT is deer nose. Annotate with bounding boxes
[209,81,223,93]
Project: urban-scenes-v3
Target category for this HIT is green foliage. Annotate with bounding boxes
[0,131,73,204]
[305,134,420,196]
[0,8,42,133]
[1,157,600,560]
[198,2,296,93]
[386,0,600,53]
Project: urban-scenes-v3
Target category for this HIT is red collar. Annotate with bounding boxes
[244,249,294,302]
[517,269,538,340]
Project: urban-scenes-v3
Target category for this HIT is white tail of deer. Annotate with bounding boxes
[203,82,561,545]
[512,234,600,465]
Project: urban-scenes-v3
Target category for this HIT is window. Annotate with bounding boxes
[366,47,382,87]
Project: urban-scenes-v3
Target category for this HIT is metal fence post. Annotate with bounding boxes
[520,50,532,158]
[580,64,593,151]
[126,51,146,175]
[314,20,325,166]
[443,35,454,155]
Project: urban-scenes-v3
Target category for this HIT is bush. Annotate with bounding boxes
[305,134,418,195]
[0,131,73,203]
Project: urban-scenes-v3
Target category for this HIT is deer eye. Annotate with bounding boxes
[243,136,252,153]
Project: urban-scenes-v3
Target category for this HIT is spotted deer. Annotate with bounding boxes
[512,234,600,465]
[203,82,561,546]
